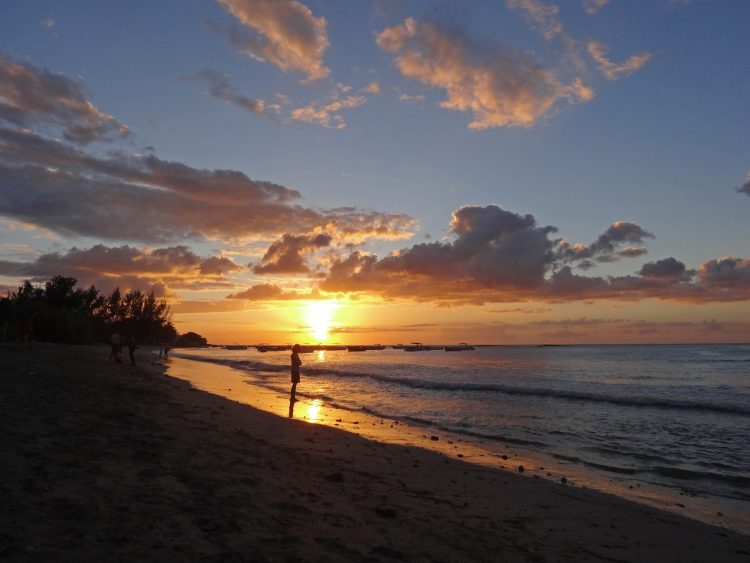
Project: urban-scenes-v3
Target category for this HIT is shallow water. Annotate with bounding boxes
[171,344,750,532]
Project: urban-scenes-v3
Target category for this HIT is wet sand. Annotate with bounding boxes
[1,343,749,562]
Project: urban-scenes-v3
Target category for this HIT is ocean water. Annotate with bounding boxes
[173,344,750,528]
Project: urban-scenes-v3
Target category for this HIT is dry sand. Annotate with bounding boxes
[1,343,748,562]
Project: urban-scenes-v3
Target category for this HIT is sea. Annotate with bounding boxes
[170,343,750,532]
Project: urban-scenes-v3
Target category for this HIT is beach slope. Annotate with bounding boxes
[1,344,748,562]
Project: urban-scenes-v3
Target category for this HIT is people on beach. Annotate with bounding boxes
[18,316,33,352]
[159,341,170,359]
[110,332,122,363]
[126,335,137,365]
[290,343,302,402]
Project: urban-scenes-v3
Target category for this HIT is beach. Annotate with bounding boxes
[1,343,749,562]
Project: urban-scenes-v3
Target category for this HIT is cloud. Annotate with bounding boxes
[587,41,651,80]
[376,17,592,129]
[363,81,381,94]
[226,282,320,301]
[289,94,366,129]
[170,299,250,314]
[399,93,425,103]
[0,244,246,297]
[0,125,416,243]
[253,232,332,274]
[698,257,750,287]
[737,171,750,197]
[321,205,561,301]
[506,0,564,40]
[0,243,242,282]
[557,221,653,265]
[701,319,724,333]
[587,221,653,258]
[217,0,330,81]
[507,1,649,81]
[186,69,273,118]
[198,255,244,276]
[0,56,129,144]
[582,0,609,15]
[319,204,750,305]
[638,257,693,281]
[490,307,551,314]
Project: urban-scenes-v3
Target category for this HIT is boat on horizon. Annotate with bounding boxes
[445,343,476,351]
[255,344,291,352]
[404,342,429,352]
[224,344,248,350]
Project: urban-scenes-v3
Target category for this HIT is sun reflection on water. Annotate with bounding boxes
[306,398,323,423]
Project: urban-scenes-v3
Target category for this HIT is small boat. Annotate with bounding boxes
[256,344,291,352]
[391,344,404,349]
[298,345,317,353]
[404,342,428,352]
[366,344,386,350]
[225,344,248,350]
[445,343,475,351]
[347,345,367,352]
[319,345,347,351]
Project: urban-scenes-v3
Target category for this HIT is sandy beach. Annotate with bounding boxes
[1,344,749,562]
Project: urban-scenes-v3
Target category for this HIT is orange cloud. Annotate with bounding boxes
[227,283,321,301]
[587,40,652,80]
[218,0,330,81]
[376,17,591,129]
[253,233,332,274]
[318,205,750,305]
[582,0,609,15]
[289,94,367,129]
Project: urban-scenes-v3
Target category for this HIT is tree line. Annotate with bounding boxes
[0,275,177,345]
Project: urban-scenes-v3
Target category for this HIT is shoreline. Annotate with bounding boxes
[2,343,749,561]
[170,351,750,535]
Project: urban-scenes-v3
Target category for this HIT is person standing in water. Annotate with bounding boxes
[290,344,302,402]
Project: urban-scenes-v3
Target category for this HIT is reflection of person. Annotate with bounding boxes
[127,335,137,365]
[290,344,302,402]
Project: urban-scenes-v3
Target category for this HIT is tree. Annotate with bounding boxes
[0,276,176,345]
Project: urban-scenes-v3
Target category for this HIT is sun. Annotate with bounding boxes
[304,300,339,342]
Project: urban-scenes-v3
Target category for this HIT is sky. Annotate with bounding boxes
[1,0,749,345]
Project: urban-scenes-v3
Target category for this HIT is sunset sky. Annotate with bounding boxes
[1,0,749,344]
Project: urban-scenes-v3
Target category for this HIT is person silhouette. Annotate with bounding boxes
[110,331,122,363]
[127,335,137,365]
[290,344,302,404]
